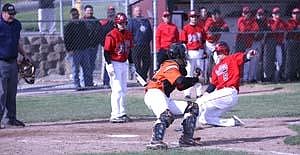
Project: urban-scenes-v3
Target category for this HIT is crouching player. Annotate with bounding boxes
[196,41,257,127]
[144,43,203,149]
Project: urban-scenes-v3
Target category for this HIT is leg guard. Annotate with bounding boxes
[151,109,174,142]
[179,101,201,146]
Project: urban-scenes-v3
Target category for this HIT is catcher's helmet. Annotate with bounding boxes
[168,43,187,61]
[214,41,230,55]
[114,12,127,24]
[18,58,35,84]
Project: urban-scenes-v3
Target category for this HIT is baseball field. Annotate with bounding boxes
[0,82,299,155]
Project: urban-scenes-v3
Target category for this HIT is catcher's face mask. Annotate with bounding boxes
[18,58,35,84]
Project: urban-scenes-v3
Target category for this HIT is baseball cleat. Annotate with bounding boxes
[146,140,168,150]
[232,115,245,126]
[179,136,202,147]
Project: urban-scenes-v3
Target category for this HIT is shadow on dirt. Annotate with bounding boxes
[201,135,288,146]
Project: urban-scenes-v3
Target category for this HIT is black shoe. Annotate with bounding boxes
[179,136,202,147]
[0,119,5,129]
[8,119,25,127]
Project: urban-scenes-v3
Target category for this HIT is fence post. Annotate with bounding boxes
[190,0,194,10]
[59,0,64,37]
[153,0,157,71]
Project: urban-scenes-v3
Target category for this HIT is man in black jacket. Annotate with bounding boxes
[128,6,153,81]
[64,8,91,90]
[82,5,102,87]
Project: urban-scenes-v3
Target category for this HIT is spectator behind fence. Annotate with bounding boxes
[82,5,102,87]
[253,8,270,82]
[0,3,29,128]
[285,8,300,81]
[38,0,56,33]
[156,11,179,69]
[198,7,209,27]
[128,6,153,81]
[204,9,229,79]
[104,13,134,123]
[236,6,259,83]
[64,8,91,91]
[264,7,287,82]
[99,6,116,88]
[180,10,206,99]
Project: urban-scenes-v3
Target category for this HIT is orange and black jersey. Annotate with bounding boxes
[146,60,199,97]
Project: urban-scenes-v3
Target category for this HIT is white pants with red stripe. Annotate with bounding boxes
[144,89,188,118]
[107,61,128,119]
[195,87,238,127]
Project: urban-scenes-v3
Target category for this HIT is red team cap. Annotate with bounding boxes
[215,41,230,55]
[189,10,198,17]
[272,7,280,14]
[242,6,250,14]
[163,11,170,17]
[292,8,300,14]
[114,12,127,24]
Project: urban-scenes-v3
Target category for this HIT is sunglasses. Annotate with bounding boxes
[292,12,300,14]
[190,15,197,18]
[163,15,170,17]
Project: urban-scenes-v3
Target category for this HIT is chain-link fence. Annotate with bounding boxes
[6,0,300,91]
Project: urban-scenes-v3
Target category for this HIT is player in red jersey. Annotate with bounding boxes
[156,11,179,68]
[285,8,300,81]
[195,41,256,127]
[180,10,206,99]
[104,12,134,123]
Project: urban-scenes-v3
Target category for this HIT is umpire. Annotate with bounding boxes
[0,3,28,128]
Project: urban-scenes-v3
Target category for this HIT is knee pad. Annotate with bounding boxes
[159,109,175,128]
[184,101,199,117]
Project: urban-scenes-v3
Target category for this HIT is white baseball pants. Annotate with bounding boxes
[195,87,238,127]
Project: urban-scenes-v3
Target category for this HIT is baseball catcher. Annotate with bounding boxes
[196,41,256,127]
[144,43,203,149]
[18,57,35,84]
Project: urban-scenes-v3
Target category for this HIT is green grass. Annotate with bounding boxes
[83,149,248,155]
[284,125,300,145]
[17,83,300,123]
[17,93,152,123]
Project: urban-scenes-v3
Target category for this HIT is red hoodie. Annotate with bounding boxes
[204,17,228,43]
[286,18,300,41]
[156,22,179,50]
[236,16,259,48]
[266,18,287,44]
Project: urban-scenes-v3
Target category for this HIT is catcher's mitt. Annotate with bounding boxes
[18,58,35,84]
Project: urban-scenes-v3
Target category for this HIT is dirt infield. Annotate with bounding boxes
[0,117,299,155]
[1,84,299,155]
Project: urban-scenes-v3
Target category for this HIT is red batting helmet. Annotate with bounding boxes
[114,12,127,24]
[214,41,230,55]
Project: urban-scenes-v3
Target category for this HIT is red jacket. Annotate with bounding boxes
[236,16,259,48]
[266,18,287,44]
[204,17,229,43]
[156,22,179,50]
[211,52,245,91]
[104,28,133,62]
[180,24,206,50]
[286,18,300,41]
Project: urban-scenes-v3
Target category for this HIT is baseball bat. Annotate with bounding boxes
[135,71,147,87]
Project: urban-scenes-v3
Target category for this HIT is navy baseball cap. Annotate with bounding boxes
[2,3,17,15]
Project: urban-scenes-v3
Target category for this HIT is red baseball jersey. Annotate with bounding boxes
[204,17,228,43]
[104,28,133,62]
[180,24,206,50]
[156,22,179,50]
[211,52,245,91]
[286,18,300,41]
[236,16,259,48]
[267,18,287,44]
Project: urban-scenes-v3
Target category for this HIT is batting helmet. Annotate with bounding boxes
[168,43,187,60]
[114,12,127,24]
[18,58,36,84]
[214,41,230,55]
